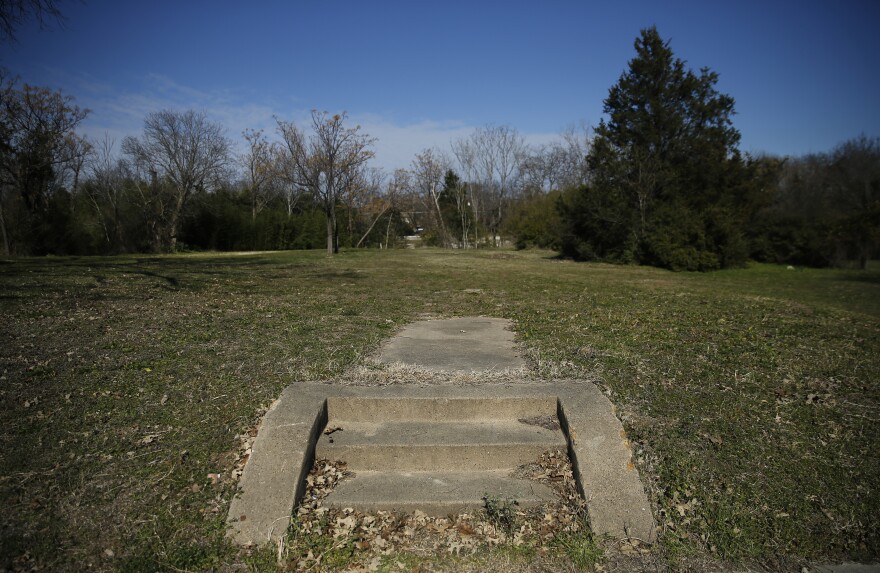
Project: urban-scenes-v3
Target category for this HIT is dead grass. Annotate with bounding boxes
[0,249,877,571]
[342,361,532,386]
[279,450,592,572]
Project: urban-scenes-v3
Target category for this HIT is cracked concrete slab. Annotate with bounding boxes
[377,317,526,372]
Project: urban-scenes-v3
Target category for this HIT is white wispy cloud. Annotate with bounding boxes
[350,114,562,171]
[350,114,473,170]
[37,70,567,171]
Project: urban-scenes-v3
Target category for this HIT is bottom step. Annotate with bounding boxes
[322,471,557,516]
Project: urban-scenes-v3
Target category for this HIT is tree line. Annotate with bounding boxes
[511,28,879,270]
[0,74,590,257]
[1,27,876,268]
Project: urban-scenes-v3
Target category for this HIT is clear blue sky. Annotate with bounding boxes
[2,0,878,170]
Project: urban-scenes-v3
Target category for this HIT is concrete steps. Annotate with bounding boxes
[228,381,658,546]
[325,396,559,422]
[316,420,566,471]
[317,396,567,515]
[323,470,557,515]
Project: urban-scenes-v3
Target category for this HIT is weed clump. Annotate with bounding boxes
[482,494,519,533]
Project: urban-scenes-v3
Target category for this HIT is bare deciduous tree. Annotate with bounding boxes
[0,80,90,210]
[0,75,89,254]
[520,144,563,195]
[355,168,392,248]
[410,148,451,247]
[276,111,375,254]
[558,122,591,188]
[828,135,880,268]
[452,137,480,247]
[471,125,525,245]
[57,131,91,203]
[0,69,14,255]
[518,125,591,196]
[386,168,411,247]
[84,134,128,250]
[0,0,64,43]
[122,109,230,252]
[241,128,281,222]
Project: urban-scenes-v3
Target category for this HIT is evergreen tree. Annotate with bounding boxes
[562,27,754,270]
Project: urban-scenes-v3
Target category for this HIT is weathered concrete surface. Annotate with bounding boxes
[556,382,656,542]
[228,382,656,545]
[226,384,327,546]
[316,419,566,471]
[324,470,558,516]
[377,317,526,372]
[327,395,555,421]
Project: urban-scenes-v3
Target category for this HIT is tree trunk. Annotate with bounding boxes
[113,201,124,253]
[385,211,393,249]
[168,191,188,253]
[859,237,869,270]
[357,204,389,248]
[0,199,9,256]
[470,192,481,248]
[167,209,180,253]
[151,220,162,253]
[326,207,335,255]
[431,184,449,248]
[459,193,468,248]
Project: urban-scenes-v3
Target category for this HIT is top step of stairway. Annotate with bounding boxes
[327,395,558,422]
[377,317,526,372]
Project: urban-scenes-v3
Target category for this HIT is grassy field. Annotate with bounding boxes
[0,249,877,572]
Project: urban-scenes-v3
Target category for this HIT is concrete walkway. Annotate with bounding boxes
[377,316,526,372]
[225,317,880,573]
[228,317,657,547]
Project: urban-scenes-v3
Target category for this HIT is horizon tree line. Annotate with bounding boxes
[0,28,876,268]
[0,67,593,258]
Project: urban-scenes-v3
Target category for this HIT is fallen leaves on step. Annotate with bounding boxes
[284,452,591,572]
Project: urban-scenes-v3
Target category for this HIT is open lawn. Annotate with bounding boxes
[1,249,878,572]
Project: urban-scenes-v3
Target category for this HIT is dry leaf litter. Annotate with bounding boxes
[283,450,589,572]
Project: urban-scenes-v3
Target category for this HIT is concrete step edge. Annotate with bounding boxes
[318,419,566,446]
[321,470,558,516]
[327,395,559,422]
[317,443,564,471]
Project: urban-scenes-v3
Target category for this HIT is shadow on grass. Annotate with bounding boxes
[307,270,366,280]
[834,269,880,285]
[0,254,314,300]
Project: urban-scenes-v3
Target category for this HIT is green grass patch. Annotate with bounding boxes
[0,249,877,571]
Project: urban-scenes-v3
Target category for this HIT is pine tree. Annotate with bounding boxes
[562,27,753,270]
